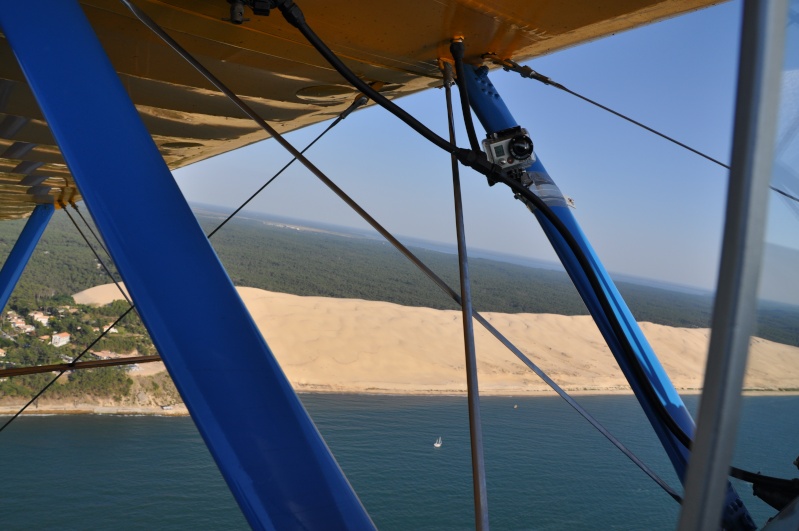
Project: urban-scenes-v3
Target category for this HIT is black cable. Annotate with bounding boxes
[450,41,482,152]
[560,84,729,168]
[730,466,799,489]
[63,205,132,306]
[484,55,729,169]
[207,94,366,239]
[485,55,799,208]
[272,0,457,156]
[491,168,697,452]
[500,176,796,512]
[771,185,799,204]
[0,307,135,434]
[0,98,365,432]
[71,202,112,258]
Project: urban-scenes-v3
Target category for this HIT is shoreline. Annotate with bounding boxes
[6,283,790,419]
[3,388,798,417]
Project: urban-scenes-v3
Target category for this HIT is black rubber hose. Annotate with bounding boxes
[491,169,696,451]
[450,40,482,152]
[730,467,799,489]
[276,0,456,155]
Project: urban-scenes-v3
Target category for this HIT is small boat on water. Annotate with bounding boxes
[433,437,442,448]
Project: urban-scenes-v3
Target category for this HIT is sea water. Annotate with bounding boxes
[1,395,797,530]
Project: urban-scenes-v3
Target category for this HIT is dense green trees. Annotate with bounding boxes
[0,208,797,349]
[1,207,798,402]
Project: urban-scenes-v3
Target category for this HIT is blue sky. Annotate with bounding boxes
[175,0,798,296]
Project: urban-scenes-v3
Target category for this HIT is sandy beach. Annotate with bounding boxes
[5,282,797,416]
[6,283,795,416]
[58,283,799,402]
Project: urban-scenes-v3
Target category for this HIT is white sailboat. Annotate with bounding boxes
[433,437,442,448]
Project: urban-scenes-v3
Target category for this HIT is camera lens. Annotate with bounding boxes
[508,135,533,159]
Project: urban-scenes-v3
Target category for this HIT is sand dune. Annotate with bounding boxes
[73,284,799,395]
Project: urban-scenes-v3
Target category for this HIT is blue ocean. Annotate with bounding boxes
[1,394,797,530]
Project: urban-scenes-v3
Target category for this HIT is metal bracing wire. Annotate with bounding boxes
[207,94,366,239]
[0,84,358,434]
[0,205,139,432]
[70,202,112,258]
[443,62,490,530]
[485,53,799,208]
[63,205,132,306]
[0,307,135,434]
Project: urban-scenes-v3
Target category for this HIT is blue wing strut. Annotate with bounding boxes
[0,204,54,311]
[0,3,373,530]
[462,65,755,529]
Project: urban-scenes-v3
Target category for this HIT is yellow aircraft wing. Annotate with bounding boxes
[0,0,720,219]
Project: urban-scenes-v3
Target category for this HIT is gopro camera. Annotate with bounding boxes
[482,126,535,173]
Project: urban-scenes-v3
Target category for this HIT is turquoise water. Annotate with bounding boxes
[1,395,797,530]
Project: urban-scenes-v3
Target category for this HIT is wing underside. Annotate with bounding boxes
[0,0,719,219]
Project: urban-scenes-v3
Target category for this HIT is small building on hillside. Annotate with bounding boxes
[0,348,5,357]
[51,332,71,347]
[30,311,50,326]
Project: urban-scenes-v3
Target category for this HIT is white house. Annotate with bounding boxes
[51,332,71,347]
[30,311,50,326]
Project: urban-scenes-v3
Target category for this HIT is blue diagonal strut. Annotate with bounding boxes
[462,65,756,529]
[0,204,54,312]
[0,3,373,530]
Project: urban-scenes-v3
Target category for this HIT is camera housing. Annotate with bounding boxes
[482,126,535,173]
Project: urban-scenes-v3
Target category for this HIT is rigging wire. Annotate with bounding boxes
[207,93,367,239]
[444,61,490,527]
[63,205,132,306]
[0,204,138,431]
[0,355,162,378]
[771,184,799,204]
[483,54,799,206]
[0,70,360,433]
[122,3,684,502]
[70,202,112,258]
[0,307,135,434]
[448,47,685,502]
[483,54,730,169]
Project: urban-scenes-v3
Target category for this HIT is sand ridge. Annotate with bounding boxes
[71,283,799,395]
